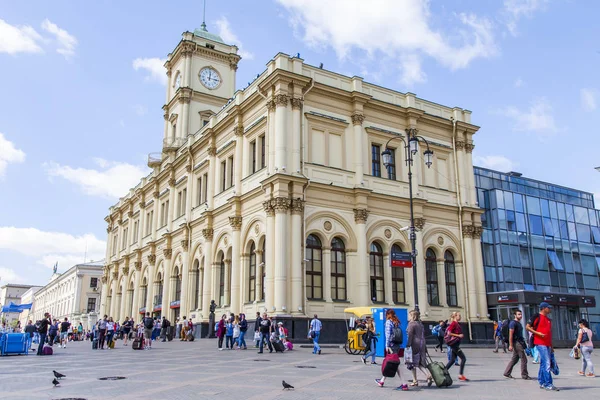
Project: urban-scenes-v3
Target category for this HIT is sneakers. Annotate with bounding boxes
[586,373,595,377]
[375,379,384,387]
[503,374,515,379]
[371,362,378,365]
[522,376,533,380]
[545,385,560,391]
[361,357,367,365]
[492,350,498,353]
[458,375,469,382]
[578,371,585,376]
[394,384,409,391]
[318,349,321,355]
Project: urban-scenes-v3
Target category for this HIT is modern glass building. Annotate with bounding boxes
[475,167,599,345]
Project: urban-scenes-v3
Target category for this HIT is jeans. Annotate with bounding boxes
[536,345,553,388]
[98,330,106,349]
[26,335,33,349]
[106,331,114,346]
[238,331,247,348]
[363,338,376,363]
[226,335,234,349]
[218,335,224,349]
[447,346,459,365]
[33,332,39,344]
[312,331,321,354]
[446,343,467,375]
[504,341,529,378]
[259,332,272,352]
[37,334,47,355]
[581,346,594,374]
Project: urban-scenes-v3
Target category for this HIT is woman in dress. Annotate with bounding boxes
[375,309,408,391]
[445,312,468,381]
[575,318,594,377]
[405,310,433,386]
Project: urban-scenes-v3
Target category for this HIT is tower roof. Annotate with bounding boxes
[193,23,225,44]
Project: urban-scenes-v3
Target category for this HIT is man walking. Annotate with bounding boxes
[504,309,531,380]
[254,312,262,348]
[160,316,170,342]
[257,312,273,354]
[59,317,71,348]
[143,312,154,350]
[310,314,322,355]
[24,320,35,351]
[97,316,108,349]
[36,313,50,356]
[526,302,558,391]
[493,320,507,353]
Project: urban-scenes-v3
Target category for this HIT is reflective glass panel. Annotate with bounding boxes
[527,196,541,215]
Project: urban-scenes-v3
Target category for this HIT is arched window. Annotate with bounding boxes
[391,244,406,304]
[156,273,163,306]
[445,251,457,307]
[370,242,385,302]
[305,234,323,300]
[193,260,200,310]
[249,242,256,302]
[426,249,439,306]
[260,241,266,301]
[141,277,148,309]
[331,237,346,301]
[174,267,181,302]
[218,253,225,306]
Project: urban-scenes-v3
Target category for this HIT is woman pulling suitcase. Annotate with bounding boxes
[375,309,408,391]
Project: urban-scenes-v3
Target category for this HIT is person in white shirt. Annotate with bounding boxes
[181,316,189,341]
[106,317,116,349]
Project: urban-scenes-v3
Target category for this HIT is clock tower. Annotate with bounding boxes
[162,23,240,148]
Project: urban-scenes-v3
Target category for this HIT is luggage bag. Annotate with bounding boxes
[42,345,53,355]
[272,340,285,353]
[381,352,400,377]
[132,334,144,350]
[426,353,452,388]
[92,338,98,350]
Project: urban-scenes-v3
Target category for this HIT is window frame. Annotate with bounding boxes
[426,248,440,306]
[249,243,256,302]
[444,251,458,307]
[391,244,406,304]
[386,148,396,180]
[371,144,381,177]
[369,242,385,302]
[330,237,347,301]
[305,234,323,300]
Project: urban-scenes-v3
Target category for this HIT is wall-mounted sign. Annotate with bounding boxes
[139,307,146,314]
[153,305,162,312]
[583,297,595,306]
[543,295,554,302]
[170,300,181,309]
[498,294,518,303]
[391,251,412,268]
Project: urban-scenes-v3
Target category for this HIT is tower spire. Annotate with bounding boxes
[201,0,207,31]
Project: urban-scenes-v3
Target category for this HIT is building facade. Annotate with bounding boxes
[475,167,599,346]
[101,24,490,341]
[32,262,103,329]
[0,284,35,325]
[17,286,42,327]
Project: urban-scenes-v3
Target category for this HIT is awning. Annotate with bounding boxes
[343,307,373,318]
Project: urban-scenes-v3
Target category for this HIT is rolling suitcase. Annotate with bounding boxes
[42,345,53,355]
[381,353,400,377]
[272,340,285,353]
[426,353,452,388]
[92,338,98,350]
[186,332,195,342]
[132,335,144,350]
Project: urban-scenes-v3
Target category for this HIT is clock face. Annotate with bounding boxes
[199,67,221,89]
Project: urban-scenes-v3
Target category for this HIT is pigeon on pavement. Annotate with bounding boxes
[282,380,294,390]
[52,378,60,387]
[53,370,66,379]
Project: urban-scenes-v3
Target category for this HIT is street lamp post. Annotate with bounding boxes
[381,128,433,313]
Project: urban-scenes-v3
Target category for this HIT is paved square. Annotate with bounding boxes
[0,339,598,400]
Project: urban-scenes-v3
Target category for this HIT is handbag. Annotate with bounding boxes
[253,331,261,341]
[404,347,413,364]
[550,352,559,375]
[570,347,581,359]
[580,329,590,343]
[309,330,316,339]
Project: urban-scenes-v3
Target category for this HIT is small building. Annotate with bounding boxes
[475,167,600,346]
[0,284,35,326]
[17,286,43,327]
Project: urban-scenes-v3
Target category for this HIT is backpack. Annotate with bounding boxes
[527,313,540,348]
[144,318,154,330]
[391,323,403,344]
[500,319,511,343]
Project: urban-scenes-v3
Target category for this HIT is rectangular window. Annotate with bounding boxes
[86,297,96,313]
[260,135,265,168]
[122,228,128,249]
[547,250,564,271]
[386,148,396,180]
[149,211,153,233]
[182,188,187,216]
[133,220,139,243]
[251,140,257,173]
[371,144,381,177]
[229,156,234,188]
[203,173,208,202]
[90,278,98,288]
[112,235,117,255]
[196,177,202,206]
[177,191,183,217]
[221,161,226,191]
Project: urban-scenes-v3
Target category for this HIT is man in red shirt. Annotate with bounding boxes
[526,302,558,391]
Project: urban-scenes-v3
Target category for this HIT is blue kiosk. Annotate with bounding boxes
[371,307,408,357]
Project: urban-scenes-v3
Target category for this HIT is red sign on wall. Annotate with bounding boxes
[391,251,413,268]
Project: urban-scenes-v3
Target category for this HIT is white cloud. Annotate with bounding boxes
[133,104,148,116]
[497,98,557,137]
[40,19,77,59]
[399,54,426,86]
[474,155,518,172]
[277,0,497,85]
[133,57,167,84]
[44,158,149,199]
[0,19,43,54]
[0,227,106,270]
[514,78,524,88]
[503,0,548,36]
[580,88,597,112]
[215,16,254,60]
[0,266,25,284]
[0,133,26,178]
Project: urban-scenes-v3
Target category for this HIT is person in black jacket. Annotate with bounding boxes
[254,312,262,348]
[36,313,51,356]
[24,320,35,350]
[238,313,248,350]
[161,317,171,342]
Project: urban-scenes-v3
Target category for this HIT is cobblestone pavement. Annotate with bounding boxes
[0,339,598,400]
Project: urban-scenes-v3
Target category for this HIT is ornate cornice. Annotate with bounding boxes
[134,261,142,271]
[291,198,305,214]
[351,112,365,126]
[465,142,475,153]
[163,248,172,259]
[122,266,130,275]
[147,254,156,265]
[414,218,426,231]
[290,97,303,110]
[472,226,483,239]
[202,228,214,240]
[462,225,474,238]
[353,208,369,224]
[271,197,290,213]
[273,94,289,107]
[263,200,275,217]
[229,216,243,231]
[207,147,217,157]
[455,140,465,150]
[233,125,244,137]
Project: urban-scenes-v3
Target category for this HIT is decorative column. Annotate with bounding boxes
[132,261,141,317]
[274,94,289,170]
[323,246,332,302]
[167,176,176,231]
[229,216,242,314]
[180,94,191,138]
[267,100,276,172]
[454,140,468,203]
[414,218,428,314]
[462,225,479,320]
[465,142,477,206]
[291,98,303,174]
[383,253,393,305]
[223,259,231,306]
[109,271,118,317]
[437,258,447,307]
[162,249,172,317]
[290,199,304,315]
[254,249,263,303]
[353,209,370,306]
[233,126,243,193]
[179,236,191,317]
[263,201,275,312]
[100,274,108,316]
[145,254,156,312]
[152,191,160,241]
[207,147,217,210]
[351,112,365,185]
[201,229,214,319]
[273,197,290,313]
[472,226,488,319]
[138,201,145,244]
[118,267,128,321]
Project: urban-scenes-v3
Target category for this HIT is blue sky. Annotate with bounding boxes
[0,0,598,286]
